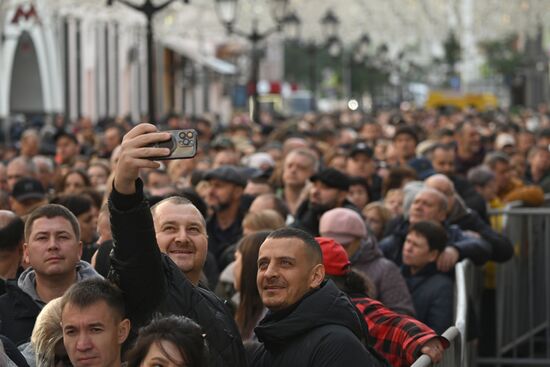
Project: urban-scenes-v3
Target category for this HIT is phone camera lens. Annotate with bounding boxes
[178,132,186,139]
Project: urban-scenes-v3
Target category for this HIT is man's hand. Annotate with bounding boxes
[421,338,445,363]
[436,246,460,272]
[114,123,171,195]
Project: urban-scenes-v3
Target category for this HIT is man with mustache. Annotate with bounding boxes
[249,227,382,367]
[0,204,100,345]
[108,123,246,367]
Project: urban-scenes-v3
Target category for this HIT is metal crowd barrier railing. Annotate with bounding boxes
[477,203,550,366]
[411,260,473,367]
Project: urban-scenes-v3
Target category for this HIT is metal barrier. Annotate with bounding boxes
[477,204,550,366]
[411,260,474,367]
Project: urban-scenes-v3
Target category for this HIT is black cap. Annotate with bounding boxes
[11,178,46,202]
[203,165,247,187]
[408,157,436,180]
[54,130,78,144]
[310,168,350,191]
[349,142,373,158]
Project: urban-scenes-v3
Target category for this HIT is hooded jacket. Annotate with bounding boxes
[350,235,415,316]
[0,261,100,345]
[249,280,382,367]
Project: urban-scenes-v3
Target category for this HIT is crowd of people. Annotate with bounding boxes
[0,105,546,366]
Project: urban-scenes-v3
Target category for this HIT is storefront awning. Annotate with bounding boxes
[160,36,236,75]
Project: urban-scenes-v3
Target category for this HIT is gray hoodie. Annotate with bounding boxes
[18,260,101,307]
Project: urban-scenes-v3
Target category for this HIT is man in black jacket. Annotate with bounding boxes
[108,123,246,367]
[249,227,380,367]
[0,204,100,345]
[292,168,358,236]
[424,174,513,263]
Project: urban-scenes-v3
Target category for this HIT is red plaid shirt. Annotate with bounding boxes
[352,297,449,367]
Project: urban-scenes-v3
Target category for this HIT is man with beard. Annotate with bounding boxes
[248,228,381,367]
[203,165,250,268]
[292,168,357,236]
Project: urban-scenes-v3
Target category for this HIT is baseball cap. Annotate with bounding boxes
[319,207,367,245]
[407,157,436,180]
[315,237,351,276]
[11,178,46,202]
[349,142,373,158]
[203,165,247,187]
[310,168,350,191]
[495,133,516,150]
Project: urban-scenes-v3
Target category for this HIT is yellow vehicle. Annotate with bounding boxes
[426,90,498,111]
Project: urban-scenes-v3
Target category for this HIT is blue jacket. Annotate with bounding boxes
[402,263,454,335]
[379,216,491,267]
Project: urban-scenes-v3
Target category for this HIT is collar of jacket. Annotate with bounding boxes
[254,280,364,346]
[17,260,102,305]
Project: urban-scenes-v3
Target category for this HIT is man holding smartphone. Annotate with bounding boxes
[108,123,246,367]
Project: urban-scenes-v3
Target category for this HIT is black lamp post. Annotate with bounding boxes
[107,0,190,122]
[215,0,289,123]
[282,9,341,112]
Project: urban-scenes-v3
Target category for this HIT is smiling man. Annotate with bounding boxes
[150,196,208,285]
[249,227,380,367]
[108,123,246,367]
[0,204,100,345]
[61,278,130,367]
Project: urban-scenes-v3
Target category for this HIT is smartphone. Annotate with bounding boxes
[148,129,197,160]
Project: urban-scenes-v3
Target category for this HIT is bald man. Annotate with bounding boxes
[425,174,513,263]
[0,211,25,295]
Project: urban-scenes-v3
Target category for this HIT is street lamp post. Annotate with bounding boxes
[214,0,289,123]
[106,0,189,122]
[281,9,341,112]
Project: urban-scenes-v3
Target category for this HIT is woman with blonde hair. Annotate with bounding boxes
[21,297,70,366]
[242,209,285,235]
[362,202,393,241]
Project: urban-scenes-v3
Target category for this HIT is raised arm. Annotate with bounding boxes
[108,124,171,326]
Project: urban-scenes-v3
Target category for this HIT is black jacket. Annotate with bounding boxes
[448,203,513,263]
[379,216,491,267]
[0,282,40,346]
[0,261,99,346]
[108,180,247,367]
[403,263,454,335]
[451,175,489,223]
[249,280,381,367]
